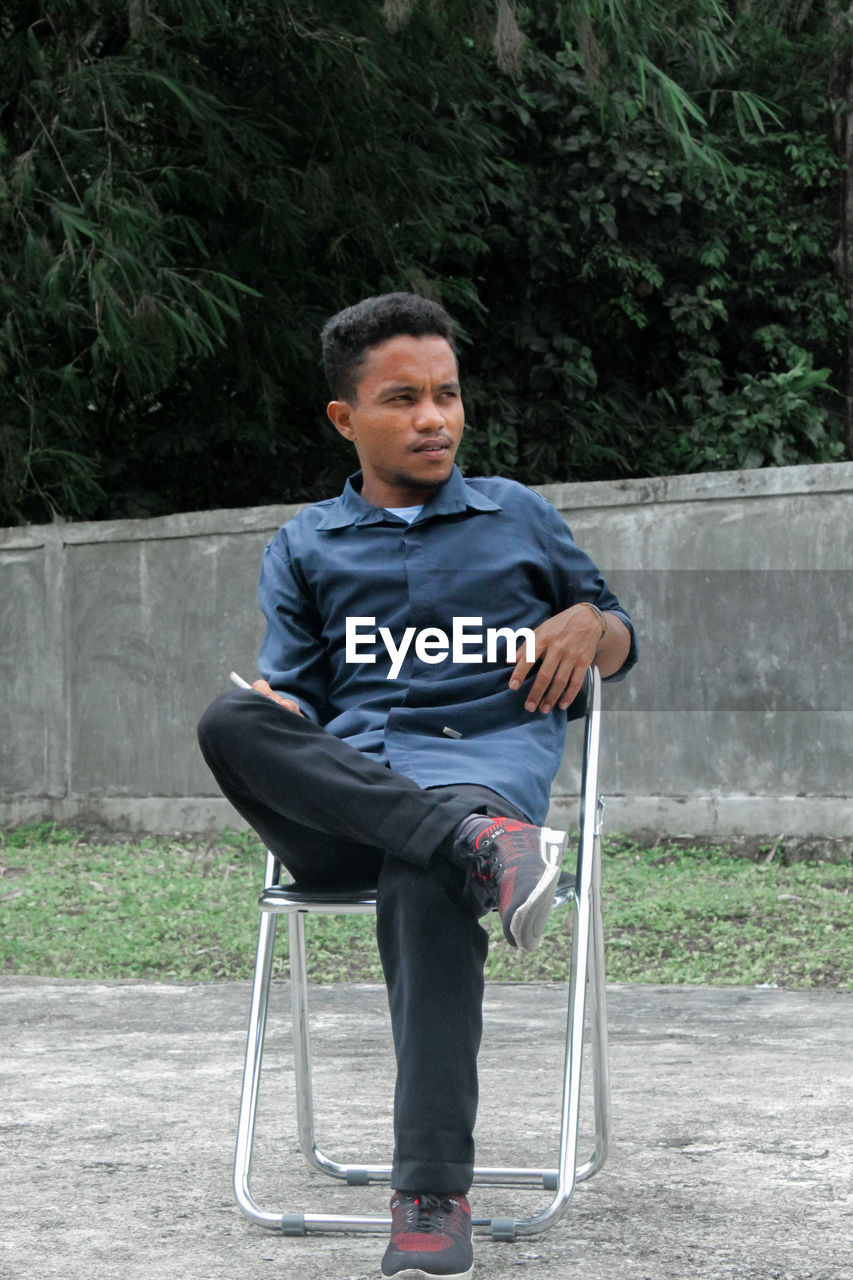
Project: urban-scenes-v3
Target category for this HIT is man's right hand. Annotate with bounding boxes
[251,679,304,716]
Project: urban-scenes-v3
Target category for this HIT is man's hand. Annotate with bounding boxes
[251,678,304,716]
[507,605,631,714]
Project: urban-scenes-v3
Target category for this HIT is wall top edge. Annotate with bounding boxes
[0,500,308,550]
[536,459,853,512]
[2,460,851,549]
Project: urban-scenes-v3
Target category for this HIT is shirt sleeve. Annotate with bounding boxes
[538,496,638,683]
[256,533,330,723]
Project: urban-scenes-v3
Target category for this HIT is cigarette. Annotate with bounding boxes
[229,671,252,689]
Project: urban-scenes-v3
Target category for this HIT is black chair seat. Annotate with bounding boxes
[260,870,576,912]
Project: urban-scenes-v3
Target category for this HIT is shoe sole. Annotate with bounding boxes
[382,1268,473,1280]
[508,827,566,953]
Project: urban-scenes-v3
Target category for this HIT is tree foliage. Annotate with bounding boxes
[0,0,847,525]
[455,1,845,482]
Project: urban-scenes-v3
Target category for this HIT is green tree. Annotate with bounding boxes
[0,1,511,521]
[446,2,845,480]
[0,0,847,526]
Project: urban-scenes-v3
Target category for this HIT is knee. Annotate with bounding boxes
[196,688,249,757]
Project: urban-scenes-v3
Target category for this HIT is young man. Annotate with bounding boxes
[198,292,636,1280]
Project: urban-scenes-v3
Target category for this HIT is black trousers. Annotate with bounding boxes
[197,688,529,1192]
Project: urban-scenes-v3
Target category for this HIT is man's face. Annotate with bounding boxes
[327,334,465,508]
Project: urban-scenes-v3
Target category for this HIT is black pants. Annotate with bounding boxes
[197,688,529,1192]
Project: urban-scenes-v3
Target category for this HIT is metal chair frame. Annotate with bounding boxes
[234,666,610,1241]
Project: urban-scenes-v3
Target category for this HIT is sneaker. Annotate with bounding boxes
[469,818,565,952]
[381,1190,474,1279]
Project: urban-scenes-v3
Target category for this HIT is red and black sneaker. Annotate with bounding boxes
[471,818,566,952]
[381,1191,474,1280]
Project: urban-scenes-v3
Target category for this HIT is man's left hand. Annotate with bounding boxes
[508,605,603,713]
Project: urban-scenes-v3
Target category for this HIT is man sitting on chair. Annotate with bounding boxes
[198,292,636,1280]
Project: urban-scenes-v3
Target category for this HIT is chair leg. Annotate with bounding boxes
[580,800,611,1182]
[289,909,317,1168]
[234,870,393,1234]
[506,665,606,1238]
[507,851,590,1235]
[290,908,398,1186]
[233,878,282,1229]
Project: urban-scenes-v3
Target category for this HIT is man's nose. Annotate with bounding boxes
[413,398,446,428]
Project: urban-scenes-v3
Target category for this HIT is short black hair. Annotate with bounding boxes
[320,292,457,402]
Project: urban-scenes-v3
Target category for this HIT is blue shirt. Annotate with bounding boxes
[258,466,637,824]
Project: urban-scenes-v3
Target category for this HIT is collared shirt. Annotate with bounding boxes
[258,466,637,824]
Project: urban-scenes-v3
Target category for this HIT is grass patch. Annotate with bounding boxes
[501,836,853,989]
[1,824,850,989]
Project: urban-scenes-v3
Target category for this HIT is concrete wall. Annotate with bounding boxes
[1,462,851,838]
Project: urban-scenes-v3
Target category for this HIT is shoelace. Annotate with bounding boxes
[473,818,523,877]
[467,820,514,900]
[406,1193,454,1231]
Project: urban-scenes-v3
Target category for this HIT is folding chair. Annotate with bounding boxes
[233,665,609,1240]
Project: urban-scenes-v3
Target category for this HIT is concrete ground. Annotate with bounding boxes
[2,977,851,1280]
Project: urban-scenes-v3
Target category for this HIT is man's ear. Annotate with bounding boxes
[327,400,355,442]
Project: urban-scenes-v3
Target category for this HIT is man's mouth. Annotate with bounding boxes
[413,438,452,454]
